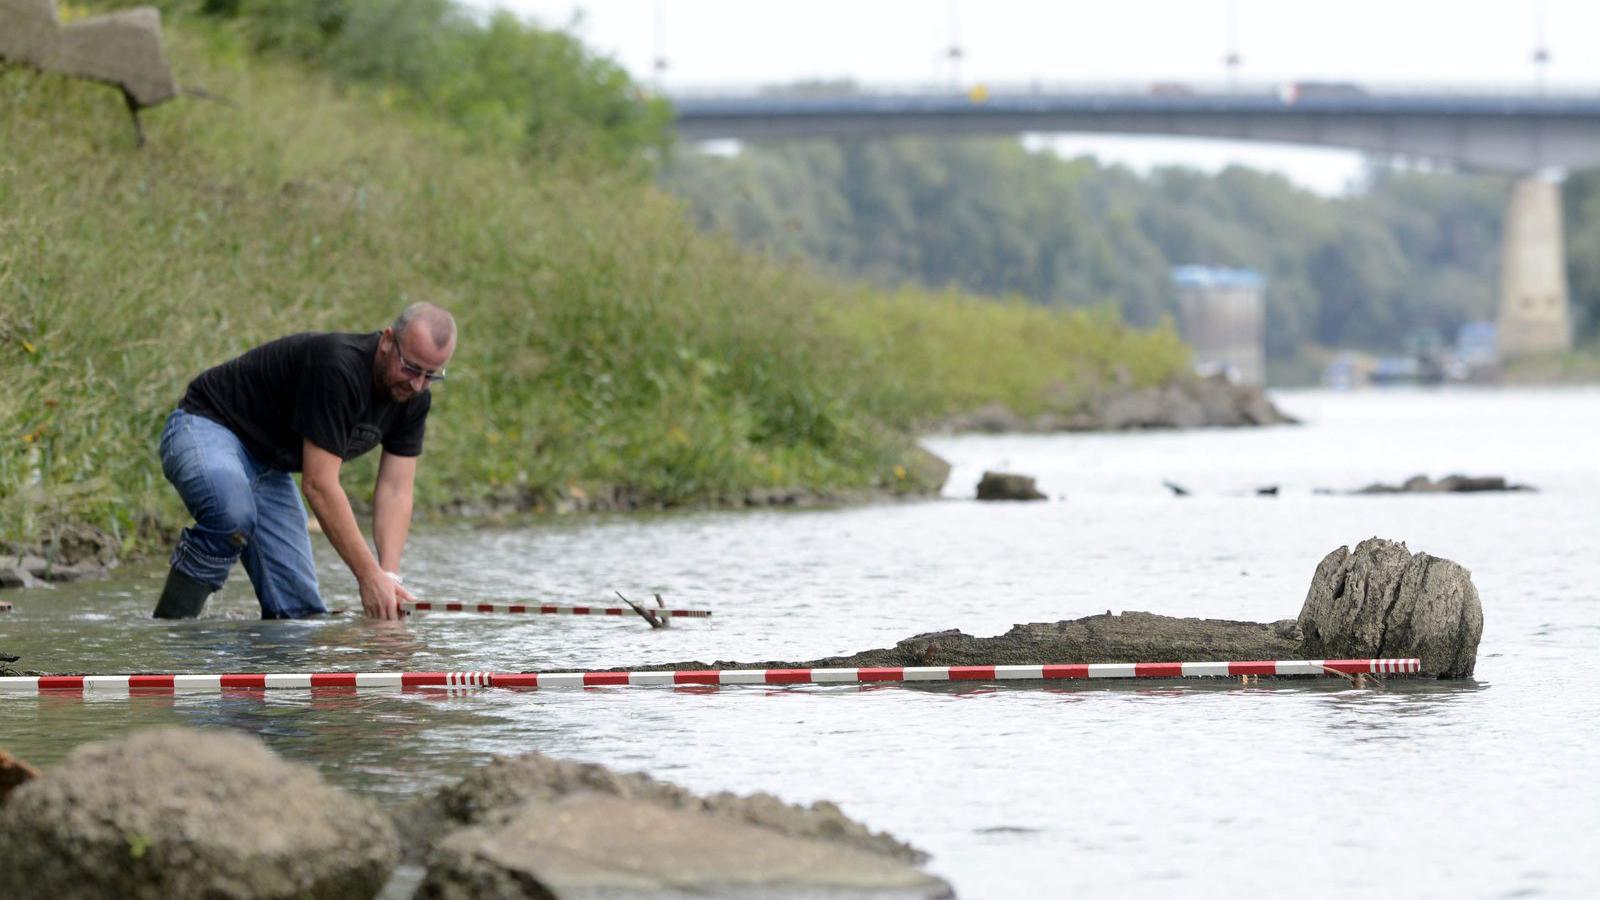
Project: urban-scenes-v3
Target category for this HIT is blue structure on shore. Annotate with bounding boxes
[1171,266,1266,385]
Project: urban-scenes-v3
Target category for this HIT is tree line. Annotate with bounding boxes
[665,138,1600,361]
[135,0,672,168]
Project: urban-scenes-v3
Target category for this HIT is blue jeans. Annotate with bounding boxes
[160,409,327,619]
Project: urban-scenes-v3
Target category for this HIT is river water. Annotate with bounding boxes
[2,388,1597,898]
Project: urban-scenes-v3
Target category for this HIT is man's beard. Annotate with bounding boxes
[386,377,415,402]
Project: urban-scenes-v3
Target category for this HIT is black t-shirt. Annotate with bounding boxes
[179,331,430,472]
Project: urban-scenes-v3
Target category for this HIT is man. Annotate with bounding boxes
[154,303,456,620]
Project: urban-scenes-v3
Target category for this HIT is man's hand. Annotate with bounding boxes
[358,572,403,620]
[388,572,418,609]
[358,571,419,620]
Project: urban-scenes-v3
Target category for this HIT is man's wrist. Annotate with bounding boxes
[384,571,404,585]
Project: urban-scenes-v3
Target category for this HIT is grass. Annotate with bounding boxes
[0,21,1187,556]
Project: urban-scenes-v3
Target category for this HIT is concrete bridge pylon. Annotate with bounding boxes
[1497,175,1573,360]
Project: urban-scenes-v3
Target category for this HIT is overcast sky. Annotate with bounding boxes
[482,1,1600,193]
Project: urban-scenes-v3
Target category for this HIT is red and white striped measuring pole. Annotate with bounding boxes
[0,659,1421,694]
[401,601,712,619]
[0,600,709,618]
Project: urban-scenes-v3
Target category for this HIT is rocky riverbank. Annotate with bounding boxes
[0,523,120,590]
[941,373,1297,433]
[615,538,1483,679]
[1340,474,1536,495]
[0,729,951,900]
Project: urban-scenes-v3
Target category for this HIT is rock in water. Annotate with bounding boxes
[419,795,950,900]
[1297,538,1483,677]
[408,751,948,899]
[976,471,1046,501]
[402,751,925,864]
[0,727,397,900]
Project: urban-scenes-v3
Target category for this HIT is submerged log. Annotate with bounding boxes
[632,538,1481,679]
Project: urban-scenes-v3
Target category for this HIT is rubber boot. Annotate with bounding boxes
[152,567,212,619]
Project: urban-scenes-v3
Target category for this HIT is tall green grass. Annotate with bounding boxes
[0,22,1186,554]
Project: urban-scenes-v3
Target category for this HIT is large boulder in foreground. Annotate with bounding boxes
[404,751,924,863]
[0,727,397,900]
[408,751,948,899]
[419,794,950,900]
[1298,538,1483,678]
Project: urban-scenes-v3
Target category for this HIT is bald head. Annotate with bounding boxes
[392,302,456,349]
[378,302,456,402]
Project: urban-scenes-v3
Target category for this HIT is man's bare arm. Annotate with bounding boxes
[301,439,409,619]
[373,451,417,574]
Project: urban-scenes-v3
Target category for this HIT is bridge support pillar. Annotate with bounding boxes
[1496,175,1573,359]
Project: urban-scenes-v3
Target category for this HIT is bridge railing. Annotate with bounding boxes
[660,79,1600,102]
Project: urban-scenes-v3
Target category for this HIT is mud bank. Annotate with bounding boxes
[622,538,1483,679]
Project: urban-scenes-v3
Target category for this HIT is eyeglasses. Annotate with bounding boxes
[393,338,447,384]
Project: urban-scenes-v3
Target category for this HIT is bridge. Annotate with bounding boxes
[672,86,1600,174]
[671,84,1593,358]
